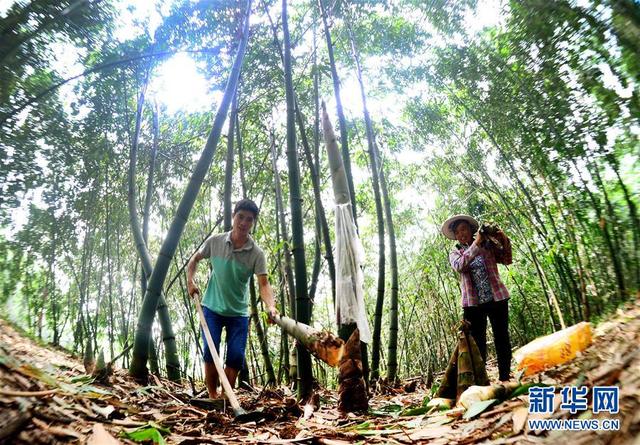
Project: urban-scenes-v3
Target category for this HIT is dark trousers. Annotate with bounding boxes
[463,299,512,381]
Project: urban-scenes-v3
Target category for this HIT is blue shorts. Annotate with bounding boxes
[201,306,250,370]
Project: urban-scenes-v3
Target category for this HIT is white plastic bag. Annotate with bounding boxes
[334,203,372,344]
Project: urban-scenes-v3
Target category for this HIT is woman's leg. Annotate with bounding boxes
[464,305,488,363]
[488,300,512,380]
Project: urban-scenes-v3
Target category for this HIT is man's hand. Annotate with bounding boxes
[187,281,200,299]
[266,305,279,324]
[257,274,277,323]
[187,252,204,300]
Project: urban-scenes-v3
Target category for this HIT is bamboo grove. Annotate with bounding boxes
[0,0,638,396]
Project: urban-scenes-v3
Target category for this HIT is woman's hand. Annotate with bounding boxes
[473,229,484,246]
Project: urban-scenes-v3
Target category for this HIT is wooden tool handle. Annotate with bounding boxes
[194,295,242,411]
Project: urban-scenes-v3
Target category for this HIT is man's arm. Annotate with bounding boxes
[187,251,205,297]
[257,274,278,319]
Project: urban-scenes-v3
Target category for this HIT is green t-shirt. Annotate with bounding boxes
[198,232,267,317]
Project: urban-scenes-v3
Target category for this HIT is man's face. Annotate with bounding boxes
[232,209,255,236]
[454,221,473,245]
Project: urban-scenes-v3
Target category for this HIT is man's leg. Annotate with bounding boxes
[488,300,512,381]
[201,308,223,398]
[204,362,218,398]
[223,315,250,390]
[224,367,240,388]
[464,305,488,363]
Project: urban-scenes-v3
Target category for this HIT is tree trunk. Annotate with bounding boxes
[105,183,115,359]
[282,0,312,401]
[128,0,252,380]
[270,134,296,315]
[223,90,238,231]
[379,156,399,382]
[274,210,291,385]
[144,101,162,368]
[261,0,336,305]
[126,72,180,380]
[236,113,247,197]
[317,0,357,221]
[249,276,276,385]
[296,101,336,304]
[48,198,59,346]
[309,211,322,304]
[142,101,159,246]
[574,162,626,302]
[347,23,385,382]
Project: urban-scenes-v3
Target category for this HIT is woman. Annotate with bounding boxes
[442,214,513,382]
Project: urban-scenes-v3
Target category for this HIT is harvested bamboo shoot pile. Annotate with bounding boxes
[437,321,489,401]
[272,315,344,367]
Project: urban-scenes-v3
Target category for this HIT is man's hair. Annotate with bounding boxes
[233,198,259,218]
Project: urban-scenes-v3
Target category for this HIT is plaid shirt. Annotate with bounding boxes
[449,238,512,307]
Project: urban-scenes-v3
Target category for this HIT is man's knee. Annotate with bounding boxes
[225,350,245,370]
[225,316,249,370]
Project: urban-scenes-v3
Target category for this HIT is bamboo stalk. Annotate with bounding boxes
[272,315,344,367]
[321,102,351,205]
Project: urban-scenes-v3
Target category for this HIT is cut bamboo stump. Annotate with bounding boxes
[272,315,344,367]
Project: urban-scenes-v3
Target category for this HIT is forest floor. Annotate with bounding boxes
[1,298,639,445]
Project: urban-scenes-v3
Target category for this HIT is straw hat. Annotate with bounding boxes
[441,214,479,240]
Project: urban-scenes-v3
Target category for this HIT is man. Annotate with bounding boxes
[442,214,513,382]
[187,199,277,398]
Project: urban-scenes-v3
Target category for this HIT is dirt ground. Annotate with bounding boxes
[1,298,639,444]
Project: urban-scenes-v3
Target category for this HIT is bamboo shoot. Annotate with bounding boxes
[338,328,368,413]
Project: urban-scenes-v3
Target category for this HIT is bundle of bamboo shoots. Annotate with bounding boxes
[436,321,489,401]
[478,221,504,249]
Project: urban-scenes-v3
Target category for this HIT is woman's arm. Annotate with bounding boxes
[450,243,481,272]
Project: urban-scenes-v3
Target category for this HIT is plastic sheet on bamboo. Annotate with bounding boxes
[334,202,372,344]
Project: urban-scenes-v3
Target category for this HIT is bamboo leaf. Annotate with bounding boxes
[401,405,430,416]
[121,422,169,445]
[403,414,425,428]
[508,383,549,399]
[69,374,94,384]
[462,399,497,419]
[135,385,160,395]
[351,420,372,430]
[512,407,528,434]
[369,404,402,417]
[358,429,404,436]
[88,424,121,445]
